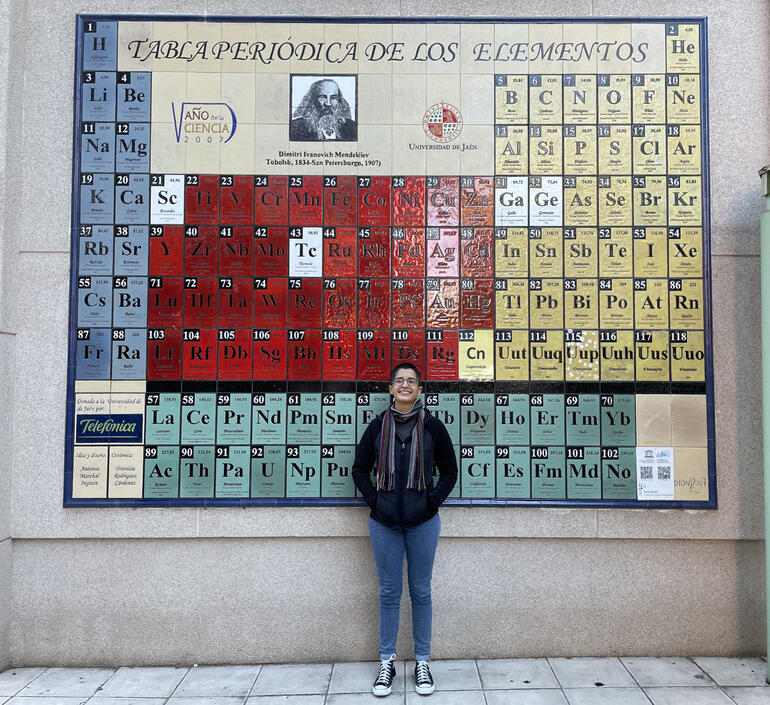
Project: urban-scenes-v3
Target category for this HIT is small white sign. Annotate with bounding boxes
[636,446,675,500]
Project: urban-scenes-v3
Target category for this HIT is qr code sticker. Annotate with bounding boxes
[658,465,671,480]
[640,466,653,479]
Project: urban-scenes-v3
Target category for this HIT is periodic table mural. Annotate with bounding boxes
[67,16,715,507]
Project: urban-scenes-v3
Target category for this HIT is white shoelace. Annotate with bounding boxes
[416,660,432,683]
[376,659,394,685]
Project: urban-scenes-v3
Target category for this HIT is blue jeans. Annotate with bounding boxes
[369,514,441,661]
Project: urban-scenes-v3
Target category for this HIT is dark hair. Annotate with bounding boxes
[390,363,422,386]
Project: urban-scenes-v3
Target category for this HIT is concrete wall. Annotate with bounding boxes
[2,0,769,665]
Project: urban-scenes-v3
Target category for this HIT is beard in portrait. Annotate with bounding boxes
[290,78,358,142]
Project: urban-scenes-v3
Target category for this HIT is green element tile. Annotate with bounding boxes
[144,393,180,445]
[530,394,565,446]
[179,445,214,498]
[180,393,216,445]
[602,447,637,499]
[143,445,179,498]
[427,393,460,446]
[496,446,531,499]
[565,394,600,446]
[495,393,530,445]
[322,445,356,497]
[531,446,566,499]
[461,393,495,445]
[600,394,636,446]
[286,393,322,445]
[216,392,251,445]
[215,446,251,498]
[251,393,286,445]
[322,393,357,444]
[286,445,321,497]
[566,446,602,499]
[251,445,286,498]
[356,392,390,441]
[461,445,495,498]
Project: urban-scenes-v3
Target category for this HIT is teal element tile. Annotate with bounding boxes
[181,393,216,445]
[356,392,390,441]
[145,393,180,444]
[143,445,179,499]
[461,393,495,445]
[600,394,636,446]
[496,446,531,498]
[567,446,602,499]
[322,393,357,444]
[428,393,460,446]
[322,445,356,497]
[530,394,565,446]
[252,393,286,445]
[531,446,566,499]
[566,394,600,446]
[602,447,637,499]
[215,446,251,498]
[286,393,322,445]
[251,446,286,498]
[179,445,215,498]
[216,392,251,445]
[495,393,530,445]
[461,445,495,498]
[286,445,321,497]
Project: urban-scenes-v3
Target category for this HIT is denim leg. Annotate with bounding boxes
[369,517,405,659]
[404,514,441,661]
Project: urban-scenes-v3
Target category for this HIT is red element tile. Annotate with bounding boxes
[460,228,494,278]
[220,175,255,224]
[323,328,356,379]
[323,277,356,329]
[149,225,183,276]
[324,227,356,277]
[253,277,288,328]
[358,278,391,329]
[182,328,217,379]
[288,329,322,379]
[252,328,287,379]
[392,176,425,226]
[358,176,391,226]
[147,276,182,327]
[183,277,218,328]
[391,330,425,377]
[426,330,459,381]
[460,176,494,227]
[357,329,391,380]
[253,227,289,276]
[323,175,357,226]
[289,175,323,225]
[147,327,182,380]
[219,226,253,277]
[427,176,459,227]
[288,277,323,328]
[184,225,218,276]
[392,279,425,329]
[218,277,253,328]
[185,174,219,224]
[254,175,288,225]
[358,227,390,277]
[460,278,495,328]
[217,328,252,380]
[391,227,425,278]
[426,278,459,329]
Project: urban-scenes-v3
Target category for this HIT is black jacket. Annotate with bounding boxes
[352,410,458,528]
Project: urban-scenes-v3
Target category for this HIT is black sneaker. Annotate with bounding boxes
[372,655,396,697]
[415,660,435,695]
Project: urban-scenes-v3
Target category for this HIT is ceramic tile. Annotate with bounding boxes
[635,394,672,446]
[477,659,560,690]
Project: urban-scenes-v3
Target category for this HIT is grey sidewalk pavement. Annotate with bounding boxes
[1,657,769,704]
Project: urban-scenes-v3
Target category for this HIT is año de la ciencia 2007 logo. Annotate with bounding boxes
[172,102,237,143]
[423,102,463,143]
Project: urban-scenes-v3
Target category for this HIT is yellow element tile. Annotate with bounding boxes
[322,23,360,73]
[598,125,631,176]
[493,23,528,76]
[460,125,494,176]
[495,75,528,123]
[530,75,562,125]
[635,278,669,329]
[635,331,670,382]
[597,74,631,124]
[219,23,257,74]
[75,380,111,394]
[495,126,528,175]
[561,24,598,74]
[108,445,144,498]
[564,125,597,174]
[118,21,155,72]
[636,394,672,445]
[668,227,702,277]
[150,122,186,174]
[600,330,635,381]
[151,72,187,124]
[221,73,256,124]
[255,74,288,125]
[459,329,494,380]
[392,125,426,175]
[461,73,494,125]
[359,74,392,125]
[671,395,707,446]
[460,23,494,75]
[565,329,599,381]
[673,447,709,501]
[670,330,705,382]
[392,74,428,125]
[495,228,528,276]
[529,279,563,329]
[633,227,668,278]
[632,124,667,174]
[632,22,666,74]
[564,228,597,278]
[666,74,701,123]
[495,278,528,328]
[529,330,564,381]
[598,227,632,277]
[253,22,293,75]
[595,23,632,74]
[599,277,633,329]
[633,175,667,226]
[667,23,700,73]
[669,278,704,330]
[668,125,701,174]
[185,20,221,73]
[392,23,427,74]
[527,23,563,74]
[564,278,598,329]
[563,74,597,124]
[495,329,529,381]
[358,23,394,75]
[529,125,562,175]
[668,176,702,226]
[426,23,461,75]
[598,176,632,227]
[564,176,597,226]
[529,228,562,278]
[632,74,666,123]
[72,445,108,499]
[151,21,189,73]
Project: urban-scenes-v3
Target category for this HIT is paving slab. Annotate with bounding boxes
[694,658,770,687]
[548,658,636,688]
[17,668,115,697]
[406,659,480,691]
[564,687,652,705]
[246,697,325,705]
[96,666,188,697]
[620,657,712,687]
[723,687,770,704]
[90,699,167,705]
[477,659,560,690]
[250,664,332,696]
[328,660,405,693]
[166,698,246,705]
[174,665,261,696]
[327,693,406,704]
[0,668,46,697]
[405,689,486,705]
[486,688,569,704]
[644,686,736,704]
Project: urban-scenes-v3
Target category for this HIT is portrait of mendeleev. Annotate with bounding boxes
[290,75,358,142]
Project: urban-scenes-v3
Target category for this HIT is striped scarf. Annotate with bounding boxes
[376,400,425,491]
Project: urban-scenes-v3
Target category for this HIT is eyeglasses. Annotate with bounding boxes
[393,377,419,387]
